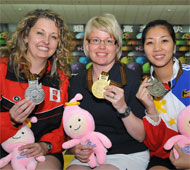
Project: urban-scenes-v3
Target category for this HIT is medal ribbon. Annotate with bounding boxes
[163,61,183,93]
[24,62,48,80]
[168,61,183,90]
[87,61,127,92]
[152,61,183,97]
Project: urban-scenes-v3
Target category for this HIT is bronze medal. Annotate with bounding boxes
[147,78,166,97]
[147,59,183,98]
[92,74,110,99]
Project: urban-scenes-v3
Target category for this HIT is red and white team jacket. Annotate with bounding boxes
[0,57,69,155]
[143,58,190,158]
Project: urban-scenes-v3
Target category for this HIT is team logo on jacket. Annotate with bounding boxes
[50,88,60,102]
[182,89,190,98]
[13,96,21,101]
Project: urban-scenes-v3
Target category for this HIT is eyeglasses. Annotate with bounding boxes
[87,38,117,46]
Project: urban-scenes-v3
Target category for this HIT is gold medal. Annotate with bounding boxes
[92,73,110,99]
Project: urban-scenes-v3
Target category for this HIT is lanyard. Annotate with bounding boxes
[24,63,48,81]
[168,61,183,90]
[153,61,183,96]
[87,60,127,92]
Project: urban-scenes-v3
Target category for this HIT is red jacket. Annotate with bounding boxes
[0,57,68,155]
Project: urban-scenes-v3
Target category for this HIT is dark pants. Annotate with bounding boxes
[147,156,177,170]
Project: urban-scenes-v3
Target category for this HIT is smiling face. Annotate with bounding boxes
[65,114,87,138]
[2,126,34,152]
[6,126,34,144]
[84,28,117,69]
[24,18,59,61]
[144,25,176,69]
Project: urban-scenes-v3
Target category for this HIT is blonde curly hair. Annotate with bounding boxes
[1,9,74,79]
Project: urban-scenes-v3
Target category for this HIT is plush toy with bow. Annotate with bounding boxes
[62,93,112,168]
[0,117,45,170]
[164,105,190,159]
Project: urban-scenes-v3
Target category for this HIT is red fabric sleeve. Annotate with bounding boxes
[40,118,65,153]
[143,117,179,158]
[0,112,21,143]
[39,75,69,153]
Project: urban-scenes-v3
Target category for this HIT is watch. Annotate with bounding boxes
[44,142,52,152]
[117,106,131,119]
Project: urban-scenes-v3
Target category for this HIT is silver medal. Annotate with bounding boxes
[147,78,166,97]
[25,79,45,105]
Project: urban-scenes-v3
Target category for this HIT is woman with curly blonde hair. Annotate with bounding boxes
[1,9,74,79]
[0,9,74,169]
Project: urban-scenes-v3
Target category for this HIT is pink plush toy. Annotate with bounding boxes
[164,105,190,159]
[0,117,45,170]
[62,93,112,168]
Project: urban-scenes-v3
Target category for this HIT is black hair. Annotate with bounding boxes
[142,20,176,46]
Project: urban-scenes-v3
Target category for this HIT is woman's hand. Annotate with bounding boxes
[18,142,47,158]
[136,78,154,108]
[170,143,190,169]
[136,78,156,114]
[10,99,35,124]
[70,144,93,163]
[104,85,146,142]
[104,85,126,113]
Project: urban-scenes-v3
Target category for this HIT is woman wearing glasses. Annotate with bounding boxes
[67,14,149,170]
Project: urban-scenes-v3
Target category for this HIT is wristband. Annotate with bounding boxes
[42,142,52,152]
[11,119,22,128]
[145,109,159,118]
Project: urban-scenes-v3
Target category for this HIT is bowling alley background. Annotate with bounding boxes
[0,24,189,76]
[68,24,190,76]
